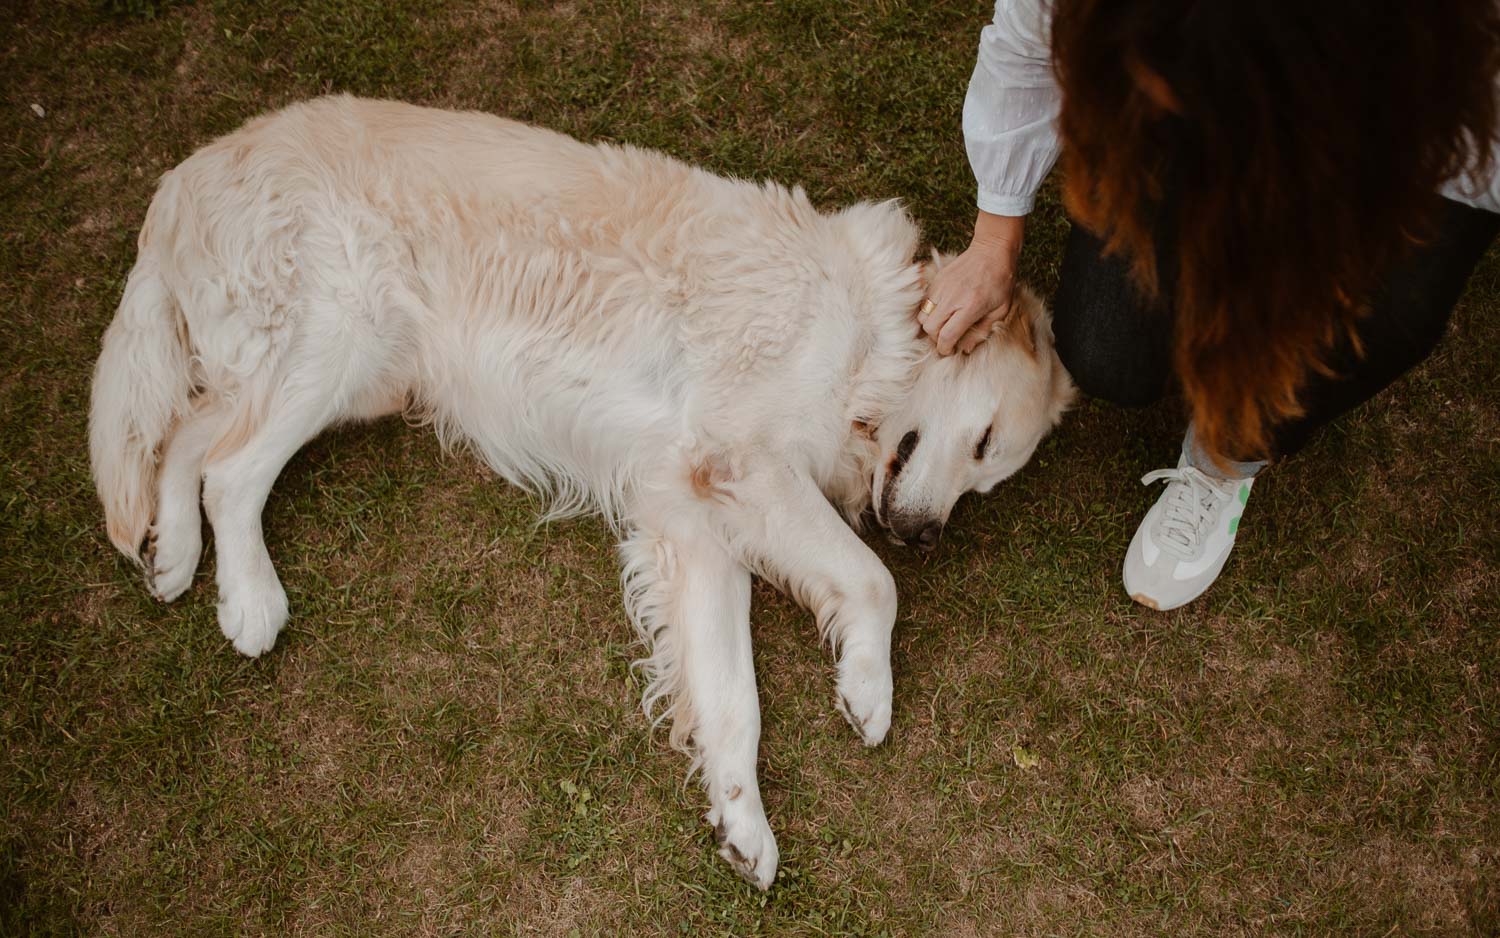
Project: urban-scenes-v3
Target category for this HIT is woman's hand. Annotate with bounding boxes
[920,211,1026,355]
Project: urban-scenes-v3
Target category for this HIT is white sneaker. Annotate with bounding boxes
[1123,455,1253,610]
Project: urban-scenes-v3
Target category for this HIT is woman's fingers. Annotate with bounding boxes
[957,323,991,355]
[918,298,948,339]
[924,294,998,355]
[924,292,1023,354]
[922,250,1021,353]
[954,300,1010,354]
[920,291,971,340]
[936,303,986,355]
[958,286,1026,354]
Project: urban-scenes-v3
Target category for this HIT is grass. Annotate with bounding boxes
[2,0,1498,934]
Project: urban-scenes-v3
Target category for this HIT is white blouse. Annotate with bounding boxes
[964,0,1500,216]
[963,0,1061,217]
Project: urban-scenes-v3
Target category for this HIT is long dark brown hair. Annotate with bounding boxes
[1051,0,1500,461]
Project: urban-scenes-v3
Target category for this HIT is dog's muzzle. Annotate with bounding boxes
[888,517,943,552]
[877,429,943,550]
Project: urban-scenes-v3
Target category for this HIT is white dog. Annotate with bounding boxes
[89,96,1073,888]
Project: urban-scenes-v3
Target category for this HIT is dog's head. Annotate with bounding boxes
[871,266,1075,550]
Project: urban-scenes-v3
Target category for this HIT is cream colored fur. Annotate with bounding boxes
[88,96,1073,889]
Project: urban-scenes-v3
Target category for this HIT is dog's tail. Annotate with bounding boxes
[90,182,193,563]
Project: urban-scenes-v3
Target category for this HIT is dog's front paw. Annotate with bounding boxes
[835,649,893,747]
[216,573,288,658]
[707,794,778,890]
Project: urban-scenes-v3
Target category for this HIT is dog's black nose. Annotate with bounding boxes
[907,522,943,552]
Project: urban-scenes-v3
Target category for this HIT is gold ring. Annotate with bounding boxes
[917,298,936,318]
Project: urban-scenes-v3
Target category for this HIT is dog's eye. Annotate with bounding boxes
[973,426,993,461]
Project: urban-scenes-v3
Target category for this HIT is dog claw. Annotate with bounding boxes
[836,692,863,733]
[141,520,200,603]
[835,651,893,747]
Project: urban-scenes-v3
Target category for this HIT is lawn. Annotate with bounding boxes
[2,1,1497,934]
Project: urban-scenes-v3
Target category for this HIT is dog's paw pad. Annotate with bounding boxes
[216,578,288,658]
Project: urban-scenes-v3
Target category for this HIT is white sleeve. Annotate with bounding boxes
[963,0,1062,217]
[1440,143,1500,215]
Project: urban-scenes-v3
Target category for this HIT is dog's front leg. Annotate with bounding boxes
[622,525,778,889]
[681,550,778,891]
[709,464,897,747]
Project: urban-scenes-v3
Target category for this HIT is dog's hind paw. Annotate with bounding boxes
[216,575,287,658]
[708,798,778,890]
[147,528,201,603]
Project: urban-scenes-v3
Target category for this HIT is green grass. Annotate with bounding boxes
[3,0,1498,934]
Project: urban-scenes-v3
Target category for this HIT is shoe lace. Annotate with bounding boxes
[1141,466,1235,561]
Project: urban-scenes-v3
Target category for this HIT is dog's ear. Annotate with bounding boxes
[913,248,957,331]
[1004,304,1038,359]
[1047,344,1079,426]
[999,286,1040,360]
[925,248,954,277]
[911,252,934,336]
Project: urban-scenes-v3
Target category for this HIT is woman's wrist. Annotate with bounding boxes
[969,210,1026,262]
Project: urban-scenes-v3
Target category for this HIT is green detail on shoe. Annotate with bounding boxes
[1229,515,1240,535]
[1238,484,1250,505]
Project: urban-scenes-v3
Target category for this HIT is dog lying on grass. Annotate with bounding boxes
[89,96,1073,888]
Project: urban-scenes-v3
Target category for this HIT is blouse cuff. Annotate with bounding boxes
[976,187,1035,217]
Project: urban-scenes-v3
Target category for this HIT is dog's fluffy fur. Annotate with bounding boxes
[89,96,1072,888]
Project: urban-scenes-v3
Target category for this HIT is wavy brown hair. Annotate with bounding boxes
[1051,0,1500,462]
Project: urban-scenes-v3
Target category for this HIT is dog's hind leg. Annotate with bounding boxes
[201,387,338,658]
[705,461,897,748]
[620,523,778,890]
[146,400,228,602]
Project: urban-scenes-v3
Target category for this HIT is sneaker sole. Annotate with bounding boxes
[1129,592,1161,611]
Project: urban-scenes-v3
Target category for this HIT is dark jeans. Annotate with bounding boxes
[1051,197,1500,460]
